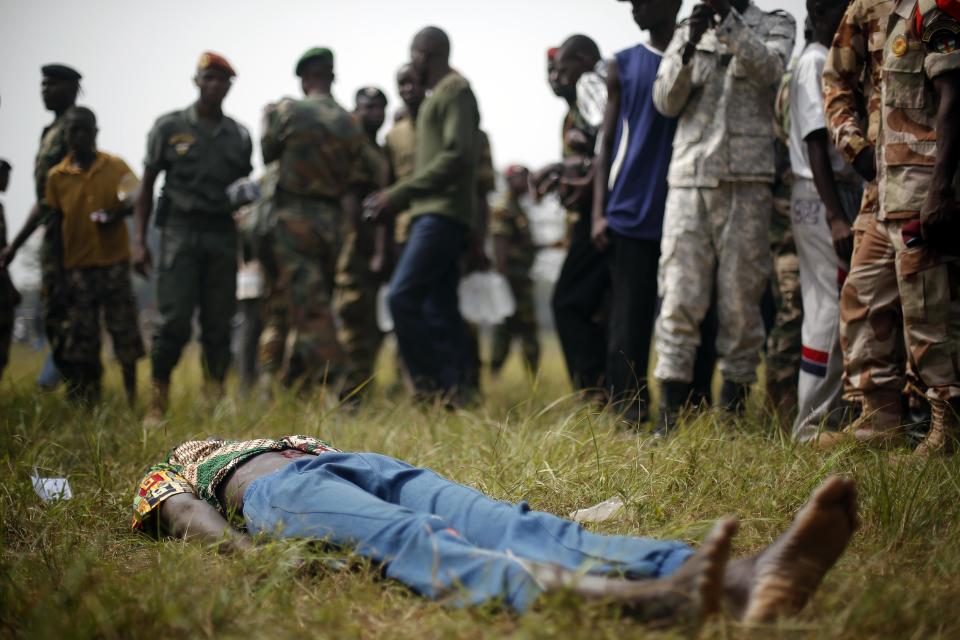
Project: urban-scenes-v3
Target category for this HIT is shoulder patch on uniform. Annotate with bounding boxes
[922,14,960,53]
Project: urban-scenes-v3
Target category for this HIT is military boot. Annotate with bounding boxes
[914,399,959,457]
[720,380,750,416]
[815,389,903,449]
[654,380,692,437]
[142,380,169,429]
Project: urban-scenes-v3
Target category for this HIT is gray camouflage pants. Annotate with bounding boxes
[655,182,772,384]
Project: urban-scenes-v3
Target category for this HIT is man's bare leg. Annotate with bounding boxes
[723,476,859,623]
[526,517,739,624]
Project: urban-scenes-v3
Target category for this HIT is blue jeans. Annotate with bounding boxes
[243,452,693,612]
[388,214,469,394]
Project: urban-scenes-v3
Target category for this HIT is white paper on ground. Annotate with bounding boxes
[569,496,625,524]
[31,474,73,501]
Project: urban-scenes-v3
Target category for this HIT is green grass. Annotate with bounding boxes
[2,338,959,639]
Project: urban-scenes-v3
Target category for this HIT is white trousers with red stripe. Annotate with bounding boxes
[790,179,859,440]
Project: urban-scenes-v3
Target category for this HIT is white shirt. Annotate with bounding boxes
[788,43,855,181]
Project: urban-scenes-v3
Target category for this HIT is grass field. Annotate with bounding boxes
[2,338,959,639]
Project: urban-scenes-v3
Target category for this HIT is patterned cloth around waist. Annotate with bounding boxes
[132,435,339,530]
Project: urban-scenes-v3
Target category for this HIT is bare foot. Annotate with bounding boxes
[528,517,738,625]
[731,476,858,623]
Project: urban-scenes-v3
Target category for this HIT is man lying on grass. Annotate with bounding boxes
[133,435,857,625]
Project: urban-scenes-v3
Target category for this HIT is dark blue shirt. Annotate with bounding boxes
[605,44,677,240]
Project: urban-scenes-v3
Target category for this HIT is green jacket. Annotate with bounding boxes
[385,72,480,228]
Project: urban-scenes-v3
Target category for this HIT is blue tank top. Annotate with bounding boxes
[605,44,677,240]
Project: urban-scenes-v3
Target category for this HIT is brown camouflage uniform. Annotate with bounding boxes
[874,0,960,414]
[334,134,387,397]
[766,70,803,414]
[489,192,540,375]
[823,0,904,423]
[258,94,370,388]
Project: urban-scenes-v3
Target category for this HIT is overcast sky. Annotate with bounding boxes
[0,0,806,283]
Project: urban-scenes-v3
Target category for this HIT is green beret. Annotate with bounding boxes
[296,47,334,77]
[41,64,82,82]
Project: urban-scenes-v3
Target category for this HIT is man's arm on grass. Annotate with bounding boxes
[159,493,253,553]
[806,129,853,261]
[591,60,621,252]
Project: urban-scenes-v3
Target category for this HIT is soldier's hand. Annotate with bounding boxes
[362,191,394,223]
[591,216,610,252]
[828,217,854,263]
[852,147,877,183]
[132,242,153,279]
[920,191,960,251]
[687,3,717,48]
[705,0,732,19]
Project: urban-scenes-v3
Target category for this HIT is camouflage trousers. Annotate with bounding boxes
[259,202,346,388]
[334,226,384,395]
[655,183,772,384]
[62,262,145,384]
[840,215,960,404]
[765,193,802,404]
[40,228,68,365]
[490,274,540,374]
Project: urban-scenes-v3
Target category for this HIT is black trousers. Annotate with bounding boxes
[606,232,660,419]
[552,212,609,390]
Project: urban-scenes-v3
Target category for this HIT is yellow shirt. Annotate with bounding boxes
[45,152,137,269]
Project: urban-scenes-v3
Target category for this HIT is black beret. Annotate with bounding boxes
[355,86,387,105]
[0,159,11,172]
[41,64,82,82]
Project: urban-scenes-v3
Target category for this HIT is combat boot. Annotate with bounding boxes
[654,380,692,437]
[720,380,750,416]
[914,399,959,457]
[142,380,169,429]
[815,389,903,449]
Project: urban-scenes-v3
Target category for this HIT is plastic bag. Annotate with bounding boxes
[458,271,516,325]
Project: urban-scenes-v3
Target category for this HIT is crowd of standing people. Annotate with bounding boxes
[0,0,956,455]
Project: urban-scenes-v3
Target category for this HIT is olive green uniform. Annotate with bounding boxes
[258,93,369,388]
[144,103,253,383]
[489,193,540,374]
[35,115,70,363]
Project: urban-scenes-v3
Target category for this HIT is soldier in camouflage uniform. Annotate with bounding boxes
[821,0,904,440]
[490,165,540,376]
[134,52,252,425]
[334,86,389,400]
[0,160,17,382]
[1,64,82,388]
[652,0,796,421]
[765,69,803,419]
[871,0,959,454]
[258,48,370,392]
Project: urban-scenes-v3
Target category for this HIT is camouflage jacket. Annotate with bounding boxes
[490,193,536,275]
[878,0,960,219]
[261,94,371,201]
[653,2,795,187]
[823,0,896,167]
[34,114,69,219]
